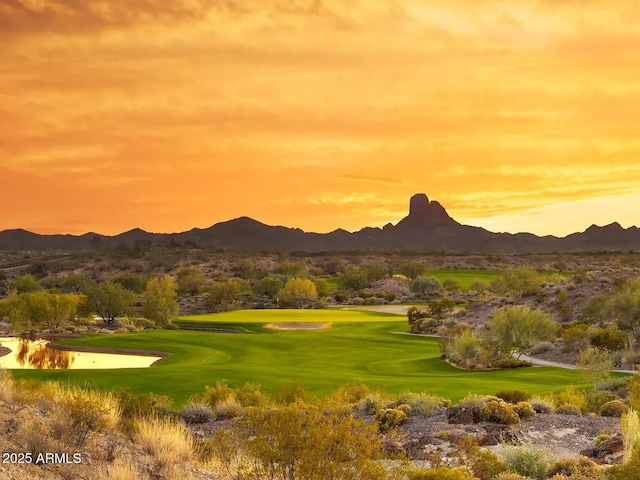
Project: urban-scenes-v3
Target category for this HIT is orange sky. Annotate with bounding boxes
[2,0,640,237]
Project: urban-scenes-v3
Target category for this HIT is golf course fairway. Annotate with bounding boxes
[10,309,599,406]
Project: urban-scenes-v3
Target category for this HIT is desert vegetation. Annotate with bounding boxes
[3,249,640,477]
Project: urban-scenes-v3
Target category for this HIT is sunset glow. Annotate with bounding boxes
[2,1,640,237]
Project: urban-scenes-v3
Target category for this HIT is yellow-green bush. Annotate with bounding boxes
[600,400,629,417]
[374,408,408,432]
[408,466,475,480]
[555,404,582,416]
[513,401,536,420]
[553,386,587,414]
[480,396,520,425]
[546,456,605,479]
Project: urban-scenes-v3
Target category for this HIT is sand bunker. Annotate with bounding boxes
[264,322,332,330]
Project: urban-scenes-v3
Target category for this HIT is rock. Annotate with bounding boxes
[580,433,624,464]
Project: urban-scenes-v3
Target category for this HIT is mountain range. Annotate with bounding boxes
[1,194,639,253]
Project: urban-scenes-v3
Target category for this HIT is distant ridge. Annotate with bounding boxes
[1,194,639,253]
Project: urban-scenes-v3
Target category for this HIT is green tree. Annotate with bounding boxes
[176,268,206,296]
[363,262,388,283]
[206,280,241,312]
[277,277,318,308]
[254,276,283,299]
[62,273,96,295]
[313,277,330,298]
[337,266,369,290]
[1,291,82,330]
[142,275,179,326]
[410,276,442,298]
[11,274,42,294]
[111,273,148,294]
[610,279,640,342]
[84,282,135,324]
[485,306,557,358]
[398,261,426,280]
[491,267,542,302]
[577,347,613,388]
[274,261,306,277]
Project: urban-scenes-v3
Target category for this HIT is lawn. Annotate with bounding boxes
[10,309,597,406]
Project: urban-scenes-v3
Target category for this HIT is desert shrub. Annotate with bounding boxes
[96,460,141,480]
[408,466,475,480]
[202,380,234,409]
[561,324,590,353]
[396,392,448,417]
[273,380,314,405]
[599,376,629,392]
[599,400,629,417]
[396,403,412,416]
[498,443,553,480]
[530,341,555,355]
[491,357,532,369]
[621,409,640,464]
[451,436,509,479]
[492,474,530,480]
[585,390,619,414]
[496,389,531,404]
[374,408,408,432]
[360,393,388,415]
[179,403,214,424]
[555,404,582,415]
[60,385,120,446]
[590,326,627,351]
[513,401,536,420]
[331,380,372,405]
[216,399,244,419]
[226,402,386,480]
[0,368,16,407]
[553,386,587,413]
[529,397,554,414]
[546,456,605,479]
[480,396,520,425]
[235,382,269,408]
[16,417,65,461]
[457,393,486,410]
[117,391,174,422]
[443,278,461,292]
[444,329,482,368]
[134,416,194,473]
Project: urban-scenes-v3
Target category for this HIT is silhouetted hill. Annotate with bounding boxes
[1,194,639,253]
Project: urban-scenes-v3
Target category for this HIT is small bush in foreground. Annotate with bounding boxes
[408,466,475,480]
[480,397,520,425]
[497,389,531,404]
[395,392,448,417]
[513,401,536,420]
[134,416,194,474]
[546,456,605,479]
[529,397,554,414]
[374,408,408,432]
[179,403,214,424]
[600,400,629,417]
[555,404,582,415]
[498,443,552,480]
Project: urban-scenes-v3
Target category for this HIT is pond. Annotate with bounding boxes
[0,337,164,370]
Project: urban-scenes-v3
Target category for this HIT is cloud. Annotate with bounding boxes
[338,174,403,185]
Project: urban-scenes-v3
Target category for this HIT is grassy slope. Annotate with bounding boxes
[10,309,598,406]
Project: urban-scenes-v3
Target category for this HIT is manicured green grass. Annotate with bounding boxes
[424,269,502,290]
[10,309,597,406]
[325,276,338,292]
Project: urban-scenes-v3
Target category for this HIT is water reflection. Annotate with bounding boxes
[16,338,74,369]
[0,337,162,370]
